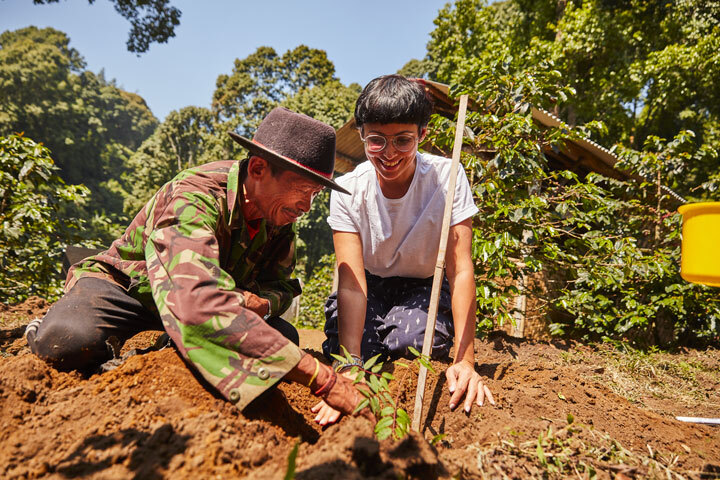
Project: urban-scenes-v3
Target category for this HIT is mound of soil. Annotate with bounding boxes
[1,298,718,479]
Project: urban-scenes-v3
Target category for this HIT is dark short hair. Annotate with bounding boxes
[354,75,433,130]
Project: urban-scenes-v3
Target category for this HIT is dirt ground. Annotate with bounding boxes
[1,298,719,479]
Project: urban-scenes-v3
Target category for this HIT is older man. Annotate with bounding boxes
[26,107,361,416]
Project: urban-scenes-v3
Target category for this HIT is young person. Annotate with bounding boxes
[312,75,496,425]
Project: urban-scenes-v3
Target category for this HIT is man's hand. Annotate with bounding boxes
[445,360,495,412]
[311,370,359,425]
[286,355,371,425]
[242,291,270,318]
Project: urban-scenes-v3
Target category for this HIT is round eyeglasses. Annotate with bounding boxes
[360,133,418,153]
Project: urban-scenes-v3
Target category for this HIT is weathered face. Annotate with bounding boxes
[361,122,426,189]
[247,157,324,226]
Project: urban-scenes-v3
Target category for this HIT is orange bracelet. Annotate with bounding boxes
[313,369,337,398]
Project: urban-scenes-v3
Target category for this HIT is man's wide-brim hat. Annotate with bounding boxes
[229,107,349,194]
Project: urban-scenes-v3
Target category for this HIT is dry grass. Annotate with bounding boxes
[559,344,720,414]
[474,419,715,479]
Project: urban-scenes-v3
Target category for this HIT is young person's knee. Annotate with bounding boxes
[383,320,453,360]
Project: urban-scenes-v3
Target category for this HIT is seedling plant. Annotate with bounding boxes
[332,346,434,441]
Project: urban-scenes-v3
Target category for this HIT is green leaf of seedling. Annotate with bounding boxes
[381,406,394,417]
[396,408,410,424]
[567,413,574,424]
[371,364,382,373]
[330,353,345,364]
[376,416,394,432]
[353,398,370,415]
[408,346,420,357]
[431,433,447,446]
[376,427,392,441]
[419,358,435,373]
[557,392,566,401]
[340,345,353,362]
[363,354,380,370]
[369,375,381,393]
[381,372,394,381]
[536,437,547,467]
[395,361,410,369]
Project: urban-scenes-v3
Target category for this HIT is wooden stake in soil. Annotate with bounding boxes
[411,94,469,432]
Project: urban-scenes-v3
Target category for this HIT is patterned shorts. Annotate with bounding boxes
[322,271,454,362]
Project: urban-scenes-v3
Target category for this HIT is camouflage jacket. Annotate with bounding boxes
[68,160,304,410]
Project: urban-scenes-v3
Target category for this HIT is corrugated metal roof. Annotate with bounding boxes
[530,107,620,172]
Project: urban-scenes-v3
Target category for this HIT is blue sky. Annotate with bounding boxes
[1,0,451,121]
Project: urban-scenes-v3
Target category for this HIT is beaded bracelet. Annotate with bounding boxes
[332,354,363,372]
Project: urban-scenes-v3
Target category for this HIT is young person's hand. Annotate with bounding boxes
[445,360,495,412]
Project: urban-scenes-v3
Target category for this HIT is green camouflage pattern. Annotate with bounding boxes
[68,160,303,410]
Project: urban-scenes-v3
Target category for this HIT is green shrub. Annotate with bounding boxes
[424,58,719,346]
[295,254,335,329]
[0,134,90,303]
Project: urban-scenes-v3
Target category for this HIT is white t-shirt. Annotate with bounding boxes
[328,152,478,279]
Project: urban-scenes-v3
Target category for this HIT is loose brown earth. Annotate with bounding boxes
[1,298,718,479]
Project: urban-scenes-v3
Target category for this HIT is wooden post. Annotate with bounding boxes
[512,178,540,338]
[511,270,526,338]
[411,94,469,432]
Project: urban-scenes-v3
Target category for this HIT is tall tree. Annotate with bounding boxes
[0,27,158,219]
[281,80,361,132]
[32,0,181,54]
[212,45,338,136]
[122,106,222,215]
[418,0,720,345]
[425,0,720,163]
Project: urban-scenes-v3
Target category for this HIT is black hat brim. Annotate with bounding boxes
[229,132,350,195]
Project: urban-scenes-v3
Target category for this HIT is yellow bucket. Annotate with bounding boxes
[678,202,720,287]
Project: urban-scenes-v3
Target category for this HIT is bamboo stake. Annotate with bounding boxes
[411,94,469,432]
